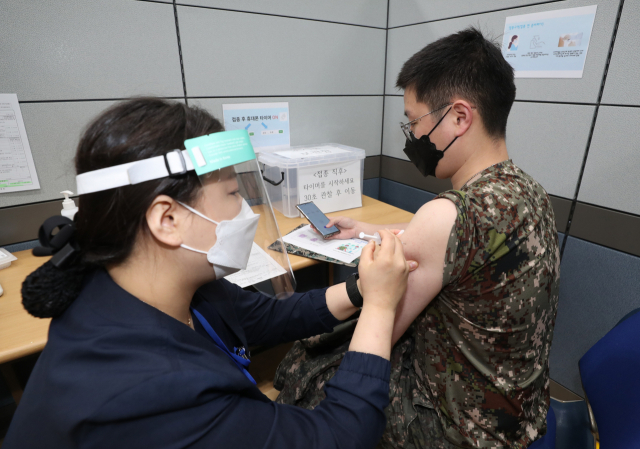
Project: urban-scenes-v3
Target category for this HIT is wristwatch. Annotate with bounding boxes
[346,272,363,308]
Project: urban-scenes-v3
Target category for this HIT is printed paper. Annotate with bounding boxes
[0,94,40,193]
[223,102,290,151]
[298,159,362,214]
[502,5,597,78]
[282,225,367,264]
[224,243,287,288]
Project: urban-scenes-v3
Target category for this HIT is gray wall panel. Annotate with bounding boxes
[506,102,594,199]
[191,96,383,156]
[550,236,640,395]
[388,0,555,28]
[601,1,640,105]
[578,106,640,215]
[179,7,386,97]
[178,0,387,28]
[382,95,407,159]
[385,0,619,103]
[1,0,184,101]
[0,101,117,208]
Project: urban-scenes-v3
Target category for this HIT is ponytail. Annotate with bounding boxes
[22,260,93,318]
[22,216,93,318]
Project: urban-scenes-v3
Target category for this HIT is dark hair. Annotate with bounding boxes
[22,98,224,318]
[508,35,518,49]
[396,27,516,139]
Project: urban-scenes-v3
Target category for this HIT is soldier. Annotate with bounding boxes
[275,27,560,448]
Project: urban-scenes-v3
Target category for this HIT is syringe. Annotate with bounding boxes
[358,230,405,245]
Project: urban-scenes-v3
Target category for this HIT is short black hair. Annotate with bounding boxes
[396,27,516,139]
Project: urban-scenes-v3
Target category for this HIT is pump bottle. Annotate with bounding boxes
[61,190,78,220]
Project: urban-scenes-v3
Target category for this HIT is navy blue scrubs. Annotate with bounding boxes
[4,269,390,448]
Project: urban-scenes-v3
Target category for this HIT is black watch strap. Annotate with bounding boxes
[346,272,363,308]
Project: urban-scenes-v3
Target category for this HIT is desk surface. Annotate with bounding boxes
[0,196,414,364]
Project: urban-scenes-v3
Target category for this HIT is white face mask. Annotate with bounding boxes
[179,199,260,279]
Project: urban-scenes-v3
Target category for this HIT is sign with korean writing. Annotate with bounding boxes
[298,160,361,214]
[223,102,290,151]
[501,5,597,78]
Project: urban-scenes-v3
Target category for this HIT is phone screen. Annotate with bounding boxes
[296,202,339,238]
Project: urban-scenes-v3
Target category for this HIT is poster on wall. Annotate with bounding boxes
[223,102,290,152]
[0,94,40,193]
[501,5,597,78]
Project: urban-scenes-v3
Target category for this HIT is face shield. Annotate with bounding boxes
[76,130,296,298]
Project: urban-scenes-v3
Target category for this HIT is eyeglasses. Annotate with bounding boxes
[399,103,452,140]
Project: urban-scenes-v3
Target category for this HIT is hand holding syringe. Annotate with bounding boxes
[359,230,404,245]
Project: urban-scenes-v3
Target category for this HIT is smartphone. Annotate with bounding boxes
[296,202,340,239]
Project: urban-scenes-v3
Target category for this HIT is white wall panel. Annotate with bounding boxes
[506,102,594,199]
[179,6,386,97]
[0,101,117,208]
[193,96,383,157]
[385,0,620,103]
[179,0,387,28]
[601,1,640,105]
[0,0,183,101]
[388,0,551,28]
[578,106,640,215]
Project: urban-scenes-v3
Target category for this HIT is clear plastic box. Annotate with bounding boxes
[258,143,366,217]
[0,248,18,270]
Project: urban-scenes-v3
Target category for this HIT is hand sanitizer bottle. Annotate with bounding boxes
[61,190,78,220]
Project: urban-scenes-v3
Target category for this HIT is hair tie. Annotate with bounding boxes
[32,216,79,268]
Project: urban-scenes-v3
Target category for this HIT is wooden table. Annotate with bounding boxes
[0,195,413,365]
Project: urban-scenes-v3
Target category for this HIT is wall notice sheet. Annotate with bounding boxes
[224,243,287,288]
[501,5,597,78]
[296,154,362,214]
[282,225,367,264]
[223,102,290,152]
[0,94,40,193]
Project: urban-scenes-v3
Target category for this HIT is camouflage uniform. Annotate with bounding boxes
[275,160,560,448]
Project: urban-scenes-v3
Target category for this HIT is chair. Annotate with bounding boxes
[579,308,640,449]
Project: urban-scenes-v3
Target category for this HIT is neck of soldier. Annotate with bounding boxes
[450,132,509,190]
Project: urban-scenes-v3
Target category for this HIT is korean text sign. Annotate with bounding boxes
[501,5,597,78]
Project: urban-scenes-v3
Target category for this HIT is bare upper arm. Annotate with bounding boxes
[391,198,458,344]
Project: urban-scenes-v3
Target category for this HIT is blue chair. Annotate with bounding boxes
[579,308,640,449]
[529,397,594,449]
[529,309,640,449]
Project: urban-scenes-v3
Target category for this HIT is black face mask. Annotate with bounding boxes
[402,107,458,177]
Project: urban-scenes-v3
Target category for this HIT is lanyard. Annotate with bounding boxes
[191,308,256,385]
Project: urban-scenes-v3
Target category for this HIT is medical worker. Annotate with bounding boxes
[4,98,414,449]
